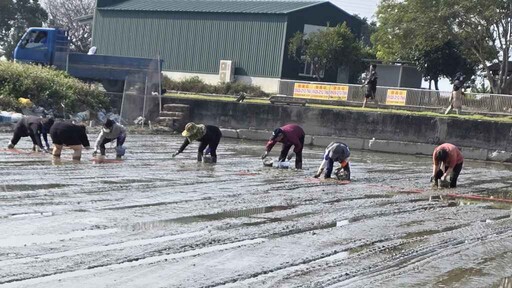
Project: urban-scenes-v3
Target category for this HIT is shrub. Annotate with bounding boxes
[162,75,269,97]
[0,61,108,113]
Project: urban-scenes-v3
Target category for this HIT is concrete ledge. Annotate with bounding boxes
[367,140,436,156]
[238,129,271,141]
[487,150,512,162]
[313,136,366,150]
[216,126,512,163]
[220,128,239,139]
[304,135,313,146]
[460,147,489,161]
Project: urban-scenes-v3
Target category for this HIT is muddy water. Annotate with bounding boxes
[1,133,512,287]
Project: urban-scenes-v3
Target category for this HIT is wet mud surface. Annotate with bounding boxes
[1,133,512,287]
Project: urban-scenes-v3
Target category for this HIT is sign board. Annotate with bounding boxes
[293,83,349,101]
[386,89,407,105]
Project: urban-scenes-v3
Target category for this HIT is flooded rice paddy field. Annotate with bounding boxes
[1,133,512,287]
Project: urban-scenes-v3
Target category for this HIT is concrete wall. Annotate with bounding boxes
[162,97,512,156]
[162,71,280,93]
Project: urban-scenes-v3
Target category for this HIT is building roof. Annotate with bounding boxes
[98,0,326,14]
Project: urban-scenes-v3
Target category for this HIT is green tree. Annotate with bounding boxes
[373,0,512,94]
[414,40,477,90]
[0,0,48,60]
[288,23,363,82]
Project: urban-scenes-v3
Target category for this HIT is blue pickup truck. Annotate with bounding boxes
[14,27,161,93]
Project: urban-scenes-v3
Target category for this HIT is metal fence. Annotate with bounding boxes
[278,79,512,115]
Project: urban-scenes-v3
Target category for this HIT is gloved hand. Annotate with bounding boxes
[261,151,269,160]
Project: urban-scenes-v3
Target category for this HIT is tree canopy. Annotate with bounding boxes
[288,23,365,82]
[373,0,511,94]
[43,0,95,53]
[0,0,48,60]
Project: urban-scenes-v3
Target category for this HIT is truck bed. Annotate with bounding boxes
[67,54,161,81]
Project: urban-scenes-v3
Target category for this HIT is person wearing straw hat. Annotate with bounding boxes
[49,121,91,161]
[7,116,54,153]
[262,124,305,169]
[172,122,222,163]
[314,142,351,180]
[92,119,127,159]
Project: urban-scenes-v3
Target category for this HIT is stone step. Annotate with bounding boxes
[159,111,187,119]
[155,117,186,130]
[162,104,190,113]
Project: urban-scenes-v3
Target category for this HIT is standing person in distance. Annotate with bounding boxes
[445,73,465,115]
[362,64,378,108]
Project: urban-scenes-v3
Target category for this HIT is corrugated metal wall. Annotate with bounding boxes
[93,10,287,77]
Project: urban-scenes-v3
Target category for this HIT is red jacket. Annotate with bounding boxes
[266,124,305,153]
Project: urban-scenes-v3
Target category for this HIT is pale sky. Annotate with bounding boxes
[330,0,380,20]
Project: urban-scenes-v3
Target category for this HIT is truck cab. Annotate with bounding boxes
[14,27,69,67]
[14,27,162,93]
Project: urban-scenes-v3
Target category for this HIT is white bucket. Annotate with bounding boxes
[275,161,290,169]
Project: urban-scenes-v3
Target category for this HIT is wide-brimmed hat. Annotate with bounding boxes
[182,122,199,137]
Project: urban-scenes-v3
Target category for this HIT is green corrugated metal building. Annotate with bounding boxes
[92,0,363,92]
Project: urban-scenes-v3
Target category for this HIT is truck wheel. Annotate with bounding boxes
[102,80,125,93]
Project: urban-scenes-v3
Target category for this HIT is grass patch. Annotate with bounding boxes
[165,93,512,123]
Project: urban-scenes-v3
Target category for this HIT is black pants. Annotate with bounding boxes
[435,162,463,188]
[198,133,221,162]
[99,134,126,155]
[278,135,305,169]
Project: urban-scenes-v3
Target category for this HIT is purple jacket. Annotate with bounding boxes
[266,124,305,153]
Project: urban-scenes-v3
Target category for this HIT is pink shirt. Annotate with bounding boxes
[433,143,464,168]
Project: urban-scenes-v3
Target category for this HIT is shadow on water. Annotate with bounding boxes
[434,267,487,287]
[242,212,314,227]
[129,205,294,230]
[1,183,68,192]
[401,224,466,240]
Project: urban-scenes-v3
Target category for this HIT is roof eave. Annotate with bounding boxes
[283,1,326,14]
